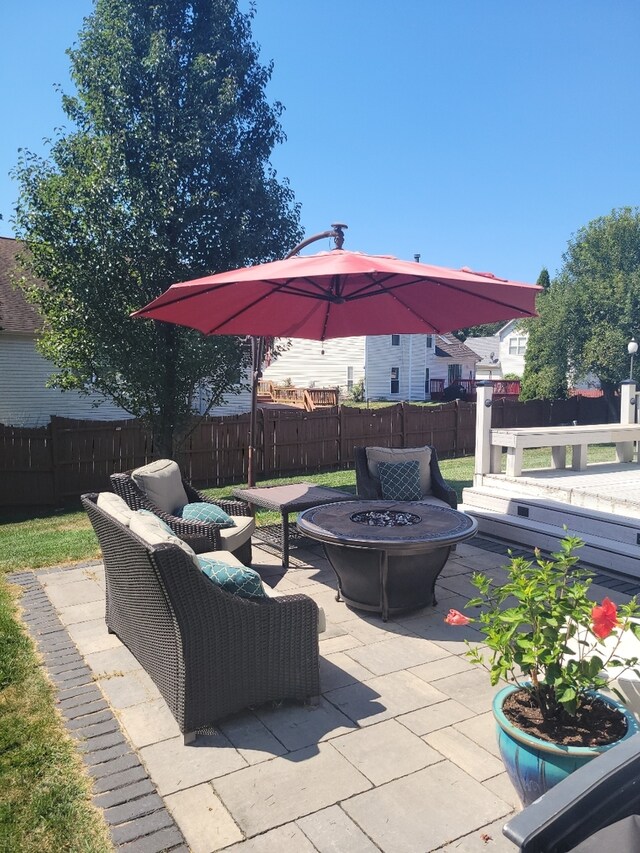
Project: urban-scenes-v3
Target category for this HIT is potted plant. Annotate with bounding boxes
[445,534,640,806]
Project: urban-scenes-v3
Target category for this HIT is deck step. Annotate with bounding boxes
[461,489,640,577]
[462,486,640,544]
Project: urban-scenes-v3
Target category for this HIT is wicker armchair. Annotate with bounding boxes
[354,445,457,509]
[82,493,320,741]
[111,467,253,564]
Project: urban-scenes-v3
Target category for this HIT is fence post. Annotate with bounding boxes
[618,379,637,462]
[474,382,494,482]
[49,416,63,506]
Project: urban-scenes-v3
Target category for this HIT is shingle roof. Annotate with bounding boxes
[435,333,480,362]
[464,335,501,366]
[0,237,43,333]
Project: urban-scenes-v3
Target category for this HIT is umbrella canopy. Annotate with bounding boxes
[132,249,541,339]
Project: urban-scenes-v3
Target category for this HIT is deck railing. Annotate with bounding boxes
[257,381,339,410]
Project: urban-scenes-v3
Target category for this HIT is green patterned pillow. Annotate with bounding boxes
[137,509,175,535]
[181,502,236,528]
[198,557,266,600]
[378,460,422,501]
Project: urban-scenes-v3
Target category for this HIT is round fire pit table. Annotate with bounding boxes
[297,500,477,621]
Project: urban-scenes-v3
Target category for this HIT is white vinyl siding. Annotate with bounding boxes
[0,333,132,426]
[262,337,365,397]
[365,334,477,400]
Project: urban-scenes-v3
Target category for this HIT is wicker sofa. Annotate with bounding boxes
[354,445,458,509]
[82,493,321,742]
[110,460,254,564]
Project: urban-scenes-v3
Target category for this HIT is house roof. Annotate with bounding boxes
[0,237,42,333]
[435,333,480,362]
[463,335,501,367]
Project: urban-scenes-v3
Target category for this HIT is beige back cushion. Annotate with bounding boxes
[129,511,198,566]
[365,446,432,496]
[97,492,135,527]
[131,459,189,514]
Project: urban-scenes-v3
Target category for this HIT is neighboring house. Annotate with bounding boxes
[364,333,479,401]
[466,320,602,392]
[261,337,366,398]
[0,237,133,427]
[262,332,479,402]
[465,319,528,379]
[0,237,255,424]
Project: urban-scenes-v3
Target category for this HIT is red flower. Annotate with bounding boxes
[591,597,619,639]
[445,609,471,626]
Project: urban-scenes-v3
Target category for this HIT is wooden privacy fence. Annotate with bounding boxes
[0,395,614,507]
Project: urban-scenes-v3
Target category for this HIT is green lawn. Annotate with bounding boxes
[0,443,619,575]
[0,443,619,850]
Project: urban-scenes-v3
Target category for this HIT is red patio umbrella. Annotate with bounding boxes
[133,235,541,484]
[132,249,540,340]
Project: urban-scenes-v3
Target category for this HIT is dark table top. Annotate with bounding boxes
[297,500,477,552]
[232,483,354,513]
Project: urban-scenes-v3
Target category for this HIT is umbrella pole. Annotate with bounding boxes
[248,335,264,487]
[247,223,348,486]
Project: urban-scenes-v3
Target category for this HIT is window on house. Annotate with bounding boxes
[424,367,430,395]
[425,335,433,349]
[347,366,354,392]
[448,364,462,384]
[390,367,400,394]
[508,336,527,355]
[391,334,400,346]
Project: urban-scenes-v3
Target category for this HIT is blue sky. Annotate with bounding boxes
[1,1,639,283]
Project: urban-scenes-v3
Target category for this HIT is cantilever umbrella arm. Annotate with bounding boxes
[246,223,348,486]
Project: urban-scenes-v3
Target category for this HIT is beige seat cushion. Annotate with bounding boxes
[97,492,135,526]
[129,511,197,564]
[217,515,256,552]
[415,495,450,509]
[366,446,432,496]
[131,459,189,514]
[197,549,246,567]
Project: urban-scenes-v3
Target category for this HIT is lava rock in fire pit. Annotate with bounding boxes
[351,510,421,527]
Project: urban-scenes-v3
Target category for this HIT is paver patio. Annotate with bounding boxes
[14,534,640,852]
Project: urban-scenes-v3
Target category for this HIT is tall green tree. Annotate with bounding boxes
[519,283,569,401]
[536,267,551,290]
[520,209,640,403]
[13,0,302,455]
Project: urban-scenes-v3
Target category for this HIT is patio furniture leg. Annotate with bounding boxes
[616,440,635,463]
[506,447,523,477]
[380,551,389,623]
[572,444,588,470]
[184,731,196,745]
[551,446,567,469]
[490,444,502,474]
[282,510,290,568]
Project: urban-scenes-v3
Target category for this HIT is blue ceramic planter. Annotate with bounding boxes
[493,684,640,806]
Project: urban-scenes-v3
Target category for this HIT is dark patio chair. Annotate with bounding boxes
[111,459,254,563]
[354,445,457,509]
[503,732,640,851]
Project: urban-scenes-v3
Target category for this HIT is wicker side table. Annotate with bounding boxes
[232,483,354,567]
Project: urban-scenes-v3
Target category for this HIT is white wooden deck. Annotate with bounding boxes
[484,461,640,518]
[461,461,640,578]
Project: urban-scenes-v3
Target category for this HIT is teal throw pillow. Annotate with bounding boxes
[137,508,175,535]
[198,556,267,600]
[378,460,422,501]
[181,502,236,528]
